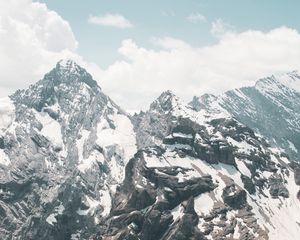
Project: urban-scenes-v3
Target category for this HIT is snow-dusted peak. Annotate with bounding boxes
[55,59,83,78]
[149,90,187,115]
[277,70,300,92]
[254,76,282,94]
[151,90,177,107]
[255,71,300,94]
[11,60,101,112]
[51,59,99,89]
[0,97,15,136]
[57,59,78,70]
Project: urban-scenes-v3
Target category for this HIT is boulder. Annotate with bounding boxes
[269,174,289,198]
[222,184,247,209]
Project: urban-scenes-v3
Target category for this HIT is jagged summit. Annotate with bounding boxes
[10,60,101,111]
[57,59,78,69]
[149,90,186,114]
[48,59,99,89]
[158,89,176,97]
[151,90,177,104]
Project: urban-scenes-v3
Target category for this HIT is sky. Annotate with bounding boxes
[1,0,300,110]
[34,0,300,67]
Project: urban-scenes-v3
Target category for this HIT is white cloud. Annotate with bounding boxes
[100,27,300,110]
[210,18,234,37]
[88,13,133,28]
[151,37,191,50]
[187,13,206,23]
[0,0,103,97]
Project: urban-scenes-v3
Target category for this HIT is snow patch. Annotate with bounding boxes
[172,132,193,138]
[35,110,63,146]
[194,193,214,216]
[171,204,184,221]
[97,113,136,161]
[287,140,297,153]
[0,97,15,135]
[46,213,57,225]
[277,72,300,92]
[236,159,251,177]
[77,195,102,222]
[96,112,136,182]
[0,149,10,166]
[227,137,255,154]
[71,233,81,240]
[46,203,65,225]
[99,189,111,217]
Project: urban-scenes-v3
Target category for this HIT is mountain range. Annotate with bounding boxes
[0,60,299,240]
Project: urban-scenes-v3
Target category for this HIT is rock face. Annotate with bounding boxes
[97,150,214,240]
[0,61,300,240]
[221,184,247,209]
[268,173,290,198]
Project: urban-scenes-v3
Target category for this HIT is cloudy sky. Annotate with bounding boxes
[1,0,300,110]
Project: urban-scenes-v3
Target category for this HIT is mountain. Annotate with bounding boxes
[190,72,300,162]
[0,60,136,239]
[110,90,300,240]
[0,61,300,240]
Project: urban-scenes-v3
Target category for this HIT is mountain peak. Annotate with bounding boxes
[11,60,101,111]
[255,71,300,93]
[279,71,300,92]
[150,90,182,113]
[157,90,177,103]
[46,59,99,89]
[56,59,81,74]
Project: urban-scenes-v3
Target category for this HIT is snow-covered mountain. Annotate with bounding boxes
[0,60,136,239]
[190,72,300,162]
[0,61,299,240]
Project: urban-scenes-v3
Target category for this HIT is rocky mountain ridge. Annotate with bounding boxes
[190,71,300,162]
[0,61,299,240]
